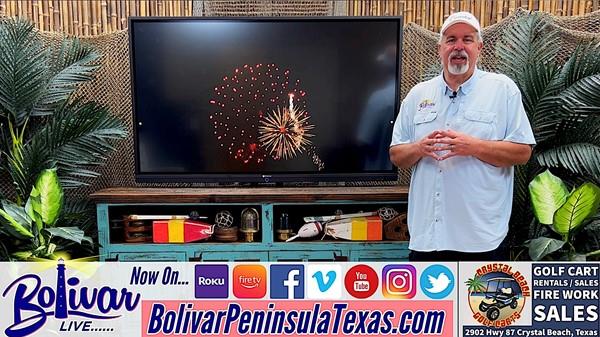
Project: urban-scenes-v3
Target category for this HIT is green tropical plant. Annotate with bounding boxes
[527,170,600,260]
[0,168,92,260]
[495,12,600,259]
[0,17,126,260]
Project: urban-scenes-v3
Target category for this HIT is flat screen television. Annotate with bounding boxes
[129,17,403,184]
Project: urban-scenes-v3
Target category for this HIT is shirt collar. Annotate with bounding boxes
[439,67,482,96]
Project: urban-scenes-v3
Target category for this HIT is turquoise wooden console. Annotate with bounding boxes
[91,186,409,261]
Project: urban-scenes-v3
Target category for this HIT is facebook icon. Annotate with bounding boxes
[270,265,304,299]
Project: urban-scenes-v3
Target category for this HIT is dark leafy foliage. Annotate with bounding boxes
[496,12,600,258]
[0,17,126,260]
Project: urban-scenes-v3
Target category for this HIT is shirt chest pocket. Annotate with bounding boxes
[459,110,496,140]
[413,111,438,140]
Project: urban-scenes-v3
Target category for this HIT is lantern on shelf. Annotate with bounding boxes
[277,213,293,241]
[240,208,260,242]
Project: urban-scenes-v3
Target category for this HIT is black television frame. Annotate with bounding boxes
[129,16,403,184]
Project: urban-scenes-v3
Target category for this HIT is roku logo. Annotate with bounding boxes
[195,264,229,299]
[197,277,225,286]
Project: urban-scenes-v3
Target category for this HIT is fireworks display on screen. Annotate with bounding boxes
[209,63,323,169]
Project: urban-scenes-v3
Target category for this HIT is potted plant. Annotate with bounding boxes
[0,17,126,260]
[495,12,600,260]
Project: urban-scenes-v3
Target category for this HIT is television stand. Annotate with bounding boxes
[91,185,409,261]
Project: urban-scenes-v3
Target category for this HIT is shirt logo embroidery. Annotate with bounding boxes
[418,99,435,111]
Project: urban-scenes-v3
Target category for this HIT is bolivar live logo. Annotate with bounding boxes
[466,263,531,328]
[2,259,140,337]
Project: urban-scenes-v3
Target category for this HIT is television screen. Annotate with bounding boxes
[129,17,403,183]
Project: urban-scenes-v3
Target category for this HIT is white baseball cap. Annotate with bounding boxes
[440,12,481,35]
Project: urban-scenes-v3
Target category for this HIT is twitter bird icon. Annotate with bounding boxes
[420,265,455,299]
[427,272,451,293]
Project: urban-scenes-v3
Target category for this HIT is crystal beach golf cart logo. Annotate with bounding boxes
[466,263,530,328]
[2,260,140,337]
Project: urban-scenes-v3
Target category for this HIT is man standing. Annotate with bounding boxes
[389,12,536,261]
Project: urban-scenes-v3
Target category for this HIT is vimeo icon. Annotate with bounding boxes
[307,264,342,299]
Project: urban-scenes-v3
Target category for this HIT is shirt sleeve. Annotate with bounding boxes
[390,97,414,147]
[503,87,536,145]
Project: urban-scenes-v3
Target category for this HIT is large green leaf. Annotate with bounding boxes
[1,200,31,227]
[25,186,43,232]
[553,182,600,236]
[0,208,33,239]
[526,237,565,261]
[529,170,569,224]
[45,226,87,244]
[12,251,33,261]
[33,168,63,226]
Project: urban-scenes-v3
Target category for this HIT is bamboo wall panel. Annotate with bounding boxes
[0,0,193,35]
[0,0,597,36]
[348,0,599,31]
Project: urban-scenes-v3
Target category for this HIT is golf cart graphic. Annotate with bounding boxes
[478,277,520,321]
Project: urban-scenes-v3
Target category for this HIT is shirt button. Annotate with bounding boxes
[436,192,440,196]
[435,219,439,222]
[439,170,442,173]
[446,123,450,127]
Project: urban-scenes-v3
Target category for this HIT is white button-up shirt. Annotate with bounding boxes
[390,68,536,252]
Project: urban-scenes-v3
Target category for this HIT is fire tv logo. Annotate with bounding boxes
[233,265,266,298]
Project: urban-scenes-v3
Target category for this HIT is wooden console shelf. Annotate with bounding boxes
[91,186,409,261]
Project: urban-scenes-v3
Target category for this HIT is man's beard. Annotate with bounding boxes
[447,50,469,75]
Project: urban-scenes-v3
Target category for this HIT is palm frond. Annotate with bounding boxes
[561,39,600,88]
[496,13,570,144]
[496,13,561,86]
[33,38,100,116]
[58,198,95,233]
[10,100,126,193]
[536,143,600,179]
[520,65,567,142]
[0,17,48,126]
[559,73,600,110]
[555,115,600,147]
[541,116,600,181]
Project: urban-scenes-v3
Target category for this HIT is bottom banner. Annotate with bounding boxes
[0,261,597,337]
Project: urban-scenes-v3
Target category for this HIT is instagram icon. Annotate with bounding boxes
[382,264,416,299]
